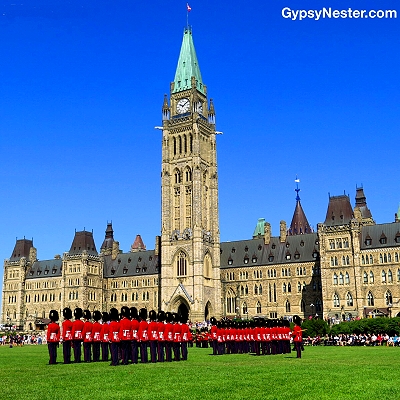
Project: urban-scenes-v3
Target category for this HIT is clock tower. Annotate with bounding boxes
[160,27,221,321]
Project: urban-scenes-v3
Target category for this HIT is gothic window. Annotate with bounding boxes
[288,283,291,293]
[256,302,262,314]
[176,251,187,277]
[343,238,349,248]
[282,283,286,293]
[245,285,249,295]
[362,255,365,265]
[254,284,258,295]
[184,135,187,153]
[382,270,386,283]
[333,293,340,307]
[388,270,393,283]
[346,292,353,307]
[268,283,272,303]
[315,299,322,312]
[396,253,399,263]
[369,255,373,264]
[285,300,291,313]
[174,169,181,184]
[189,134,193,153]
[384,254,388,263]
[329,240,335,249]
[386,291,393,306]
[388,253,392,262]
[298,282,302,292]
[345,272,350,285]
[185,167,192,182]
[363,272,368,284]
[242,302,248,315]
[179,136,182,154]
[185,186,192,229]
[259,284,262,295]
[369,271,374,283]
[226,290,235,314]
[333,273,338,285]
[339,273,344,285]
[273,283,277,302]
[367,291,374,306]
[300,300,306,313]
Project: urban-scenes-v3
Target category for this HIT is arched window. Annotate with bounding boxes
[283,283,287,293]
[396,253,399,263]
[173,137,177,155]
[367,291,374,306]
[285,300,291,313]
[177,251,187,277]
[382,270,386,283]
[333,293,340,307]
[300,300,306,313]
[185,167,192,182]
[204,253,212,279]
[346,256,350,265]
[298,282,302,292]
[288,283,291,293]
[315,299,322,312]
[388,270,393,283]
[256,301,262,314]
[385,291,393,306]
[174,168,181,184]
[254,284,258,295]
[346,292,353,306]
[363,272,368,284]
[226,289,236,314]
[362,255,365,265]
[388,253,392,262]
[183,135,187,153]
[369,271,374,283]
[242,302,248,315]
[259,284,262,295]
[345,272,350,285]
[369,255,373,264]
[245,285,249,295]
[339,273,344,285]
[179,135,182,153]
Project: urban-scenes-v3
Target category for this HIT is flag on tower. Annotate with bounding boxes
[187,3,192,12]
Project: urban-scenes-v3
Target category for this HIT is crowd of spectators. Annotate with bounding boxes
[0,334,45,346]
[304,333,400,346]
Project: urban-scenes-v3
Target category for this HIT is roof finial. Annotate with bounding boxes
[294,176,300,201]
[186,3,192,30]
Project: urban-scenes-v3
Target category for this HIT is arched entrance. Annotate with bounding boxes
[204,301,212,322]
[178,303,189,322]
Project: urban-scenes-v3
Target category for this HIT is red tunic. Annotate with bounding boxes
[210,325,218,340]
[82,321,93,343]
[131,319,140,341]
[47,322,60,343]
[119,317,132,341]
[292,325,302,342]
[109,320,120,342]
[100,323,110,342]
[62,319,73,341]
[181,324,192,342]
[72,319,84,340]
[92,322,102,342]
[138,320,148,342]
[173,323,182,342]
[157,321,165,342]
[148,321,159,341]
[165,322,174,342]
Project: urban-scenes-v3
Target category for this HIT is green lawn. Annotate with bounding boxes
[0,345,399,400]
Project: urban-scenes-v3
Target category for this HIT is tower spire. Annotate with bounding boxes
[288,177,313,235]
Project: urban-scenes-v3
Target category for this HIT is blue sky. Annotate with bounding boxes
[0,1,399,297]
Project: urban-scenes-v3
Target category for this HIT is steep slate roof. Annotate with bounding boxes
[103,250,160,278]
[288,200,312,235]
[69,230,98,256]
[26,259,63,279]
[172,27,205,95]
[324,195,354,226]
[131,235,146,252]
[10,238,33,261]
[253,218,266,238]
[360,222,400,250]
[101,222,114,251]
[220,233,319,269]
[355,187,373,220]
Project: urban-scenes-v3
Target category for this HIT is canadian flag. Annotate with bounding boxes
[187,3,192,12]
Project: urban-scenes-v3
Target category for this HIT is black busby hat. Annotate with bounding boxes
[158,310,166,322]
[93,310,102,322]
[109,308,119,321]
[139,308,148,321]
[180,314,188,324]
[74,307,83,319]
[149,310,157,321]
[121,306,130,318]
[173,313,180,323]
[130,307,138,320]
[210,317,217,326]
[293,315,302,326]
[166,312,173,323]
[83,309,91,320]
[63,307,72,320]
[102,311,109,323]
[49,310,59,322]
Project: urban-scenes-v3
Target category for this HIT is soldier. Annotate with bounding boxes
[71,308,84,363]
[130,307,139,364]
[180,314,192,361]
[100,311,110,361]
[109,308,120,366]
[92,310,102,362]
[210,317,218,355]
[172,313,182,361]
[47,310,60,365]
[292,315,304,358]
[164,312,174,362]
[61,307,73,364]
[82,310,93,362]
[148,310,158,363]
[157,310,166,362]
[138,308,149,363]
[119,306,132,365]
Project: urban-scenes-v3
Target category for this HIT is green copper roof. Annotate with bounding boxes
[172,28,205,95]
[253,218,266,238]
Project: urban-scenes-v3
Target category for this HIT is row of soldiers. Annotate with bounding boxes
[46,306,193,365]
[205,316,304,358]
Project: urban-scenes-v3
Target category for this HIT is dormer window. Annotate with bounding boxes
[285,252,291,260]
[244,256,249,264]
[294,251,300,260]
[300,240,304,247]
[268,253,274,262]
[110,267,115,276]
[272,244,276,249]
[244,246,249,252]
[395,233,400,243]
[123,267,128,275]
[52,268,57,274]
[380,233,387,245]
[128,258,132,263]
[252,256,257,263]
[365,235,372,246]
[285,242,290,248]
[228,257,233,265]
[231,248,236,253]
[258,245,262,251]
[136,267,140,273]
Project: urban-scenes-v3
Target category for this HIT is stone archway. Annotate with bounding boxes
[171,296,191,321]
[204,301,213,322]
[178,303,189,322]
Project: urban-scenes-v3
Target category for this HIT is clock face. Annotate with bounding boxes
[177,98,190,114]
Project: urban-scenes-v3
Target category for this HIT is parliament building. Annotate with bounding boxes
[2,28,400,330]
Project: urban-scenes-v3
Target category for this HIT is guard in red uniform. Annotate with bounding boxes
[119,306,132,365]
[180,315,192,361]
[138,308,149,363]
[61,307,73,364]
[148,310,158,363]
[100,311,110,361]
[292,315,303,358]
[210,317,218,355]
[157,310,166,362]
[109,308,120,366]
[92,311,102,362]
[130,307,139,364]
[172,313,182,361]
[47,310,60,364]
[71,308,84,363]
[82,310,93,362]
[164,312,174,362]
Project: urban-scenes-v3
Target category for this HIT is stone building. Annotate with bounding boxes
[2,28,400,330]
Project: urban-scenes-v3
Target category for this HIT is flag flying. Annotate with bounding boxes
[187,3,192,12]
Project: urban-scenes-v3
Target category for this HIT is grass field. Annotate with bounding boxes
[0,345,399,400]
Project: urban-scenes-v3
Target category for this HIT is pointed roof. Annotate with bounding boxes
[324,195,354,226]
[130,234,146,252]
[69,230,98,256]
[172,27,205,95]
[253,218,266,238]
[10,238,33,261]
[101,222,114,251]
[355,187,373,220]
[288,179,312,235]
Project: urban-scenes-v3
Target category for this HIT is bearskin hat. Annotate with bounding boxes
[173,313,180,323]
[130,307,138,320]
[109,308,119,321]
[93,310,102,322]
[180,314,188,324]
[74,307,83,319]
[49,310,59,322]
[166,312,173,323]
[102,311,110,323]
[158,310,166,322]
[210,317,217,326]
[149,310,157,321]
[293,315,302,326]
[83,309,91,320]
[139,308,148,321]
[63,307,72,320]
[121,306,130,318]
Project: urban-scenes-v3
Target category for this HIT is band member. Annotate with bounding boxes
[130,307,139,364]
[82,310,93,362]
[109,308,120,366]
[71,308,84,363]
[172,313,182,361]
[157,310,166,362]
[138,308,149,363]
[164,312,174,362]
[180,315,192,361]
[100,311,110,361]
[148,310,158,363]
[119,306,132,365]
[210,317,218,355]
[92,310,102,362]
[292,315,303,358]
[61,307,73,364]
[47,310,60,364]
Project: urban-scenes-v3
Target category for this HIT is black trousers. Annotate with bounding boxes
[120,340,131,365]
[140,342,148,363]
[63,341,72,364]
[83,342,92,362]
[165,341,172,362]
[157,341,164,362]
[73,340,82,363]
[295,342,302,358]
[131,341,138,364]
[48,342,58,364]
[92,342,101,362]
[110,342,119,366]
[181,342,188,360]
[173,342,181,361]
[149,341,157,363]
[101,342,109,361]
